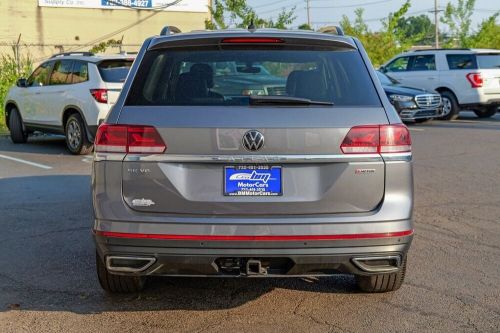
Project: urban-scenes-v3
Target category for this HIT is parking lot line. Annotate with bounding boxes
[408,128,425,131]
[0,154,53,170]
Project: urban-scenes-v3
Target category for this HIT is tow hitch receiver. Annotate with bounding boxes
[246,259,267,275]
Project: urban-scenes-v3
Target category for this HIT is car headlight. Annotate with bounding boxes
[389,94,413,102]
[242,89,266,96]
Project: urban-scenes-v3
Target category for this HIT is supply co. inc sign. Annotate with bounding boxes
[38,0,208,12]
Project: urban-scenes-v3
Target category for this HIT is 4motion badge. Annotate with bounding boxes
[131,198,156,207]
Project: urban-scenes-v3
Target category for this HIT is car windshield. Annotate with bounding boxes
[476,54,500,69]
[98,59,133,83]
[126,48,381,107]
[376,71,398,85]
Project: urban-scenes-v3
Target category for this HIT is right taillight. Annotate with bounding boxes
[466,73,483,88]
[95,124,166,154]
[340,124,411,154]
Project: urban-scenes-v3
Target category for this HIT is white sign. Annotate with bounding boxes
[38,0,208,13]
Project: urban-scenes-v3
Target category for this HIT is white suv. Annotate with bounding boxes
[381,49,500,120]
[4,52,135,154]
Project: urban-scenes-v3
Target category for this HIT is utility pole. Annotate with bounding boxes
[430,0,443,49]
[306,0,311,28]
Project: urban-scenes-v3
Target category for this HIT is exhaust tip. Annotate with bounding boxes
[106,256,156,273]
[352,255,401,273]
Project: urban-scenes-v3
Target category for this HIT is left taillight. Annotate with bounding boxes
[466,73,483,88]
[90,89,108,103]
[95,124,166,154]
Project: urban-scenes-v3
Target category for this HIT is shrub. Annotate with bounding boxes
[0,53,32,133]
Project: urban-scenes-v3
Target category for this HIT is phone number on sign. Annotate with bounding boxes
[101,0,152,8]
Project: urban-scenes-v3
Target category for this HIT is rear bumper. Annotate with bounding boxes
[94,223,413,277]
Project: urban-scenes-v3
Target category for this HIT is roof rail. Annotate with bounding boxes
[118,51,138,55]
[414,48,471,52]
[160,25,182,36]
[50,51,95,58]
[318,26,344,36]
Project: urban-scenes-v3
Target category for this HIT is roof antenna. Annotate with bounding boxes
[248,18,256,32]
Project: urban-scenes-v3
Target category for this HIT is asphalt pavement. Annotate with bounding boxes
[0,112,499,332]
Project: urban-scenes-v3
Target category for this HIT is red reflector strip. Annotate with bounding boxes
[221,37,284,44]
[94,230,413,241]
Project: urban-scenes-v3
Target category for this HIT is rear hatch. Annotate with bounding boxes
[112,36,393,215]
[476,52,500,95]
[97,59,134,105]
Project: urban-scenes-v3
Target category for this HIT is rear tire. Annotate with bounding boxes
[96,252,146,293]
[474,106,498,118]
[65,113,93,155]
[355,255,407,293]
[8,108,28,143]
[439,91,460,120]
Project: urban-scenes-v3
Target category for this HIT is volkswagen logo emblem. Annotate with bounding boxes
[242,130,264,152]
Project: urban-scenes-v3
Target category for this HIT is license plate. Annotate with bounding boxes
[224,165,282,196]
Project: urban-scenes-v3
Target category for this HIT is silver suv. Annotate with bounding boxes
[92,27,414,293]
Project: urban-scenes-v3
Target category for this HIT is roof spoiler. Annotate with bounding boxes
[318,26,344,36]
[160,25,182,36]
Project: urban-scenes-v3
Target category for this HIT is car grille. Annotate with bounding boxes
[266,86,287,96]
[415,94,441,108]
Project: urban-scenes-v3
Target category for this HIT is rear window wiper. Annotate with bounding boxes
[249,96,334,106]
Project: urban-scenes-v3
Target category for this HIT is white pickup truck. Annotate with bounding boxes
[381,49,500,120]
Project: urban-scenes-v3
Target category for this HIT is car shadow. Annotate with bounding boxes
[0,133,88,156]
[0,175,359,315]
[406,112,500,130]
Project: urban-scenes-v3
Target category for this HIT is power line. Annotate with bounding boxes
[311,7,435,25]
[33,0,186,61]
[103,0,184,10]
[256,1,302,15]
[253,0,293,10]
[309,0,393,9]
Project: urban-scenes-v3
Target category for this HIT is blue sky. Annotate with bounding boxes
[246,0,499,32]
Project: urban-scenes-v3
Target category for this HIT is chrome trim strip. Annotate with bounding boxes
[351,255,401,273]
[93,152,126,162]
[381,152,412,162]
[106,256,156,273]
[123,154,384,163]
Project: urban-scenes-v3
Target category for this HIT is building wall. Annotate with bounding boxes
[0,0,210,60]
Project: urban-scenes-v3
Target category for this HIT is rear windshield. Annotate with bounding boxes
[126,48,381,106]
[98,59,133,83]
[477,54,500,69]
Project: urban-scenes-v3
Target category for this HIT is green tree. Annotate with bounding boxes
[469,13,500,49]
[298,23,312,30]
[205,0,295,30]
[440,0,475,47]
[89,39,122,54]
[397,15,435,45]
[340,1,413,67]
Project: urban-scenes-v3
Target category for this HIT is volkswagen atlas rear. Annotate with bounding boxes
[92,29,414,293]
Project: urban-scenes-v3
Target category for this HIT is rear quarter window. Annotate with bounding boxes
[446,54,477,70]
[126,47,381,107]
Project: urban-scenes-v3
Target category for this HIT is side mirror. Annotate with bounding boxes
[16,78,28,87]
[379,66,386,73]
